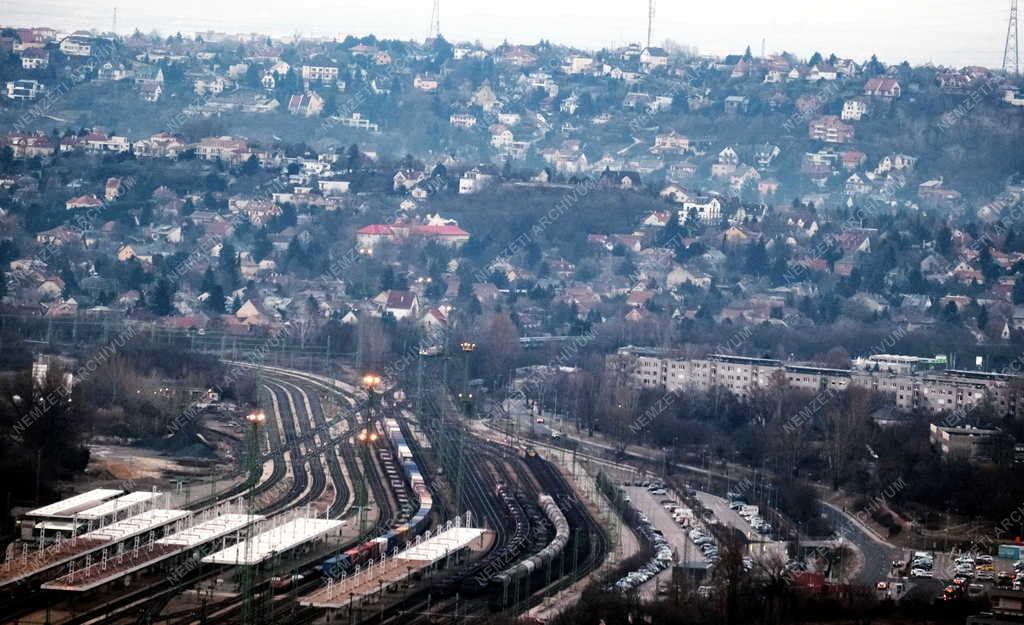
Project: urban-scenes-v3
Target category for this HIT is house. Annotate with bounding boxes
[301,63,339,82]
[639,47,669,71]
[680,197,722,224]
[59,31,92,56]
[758,179,780,197]
[753,144,781,169]
[374,290,419,320]
[919,178,962,205]
[105,177,124,201]
[12,28,54,53]
[133,64,164,86]
[83,132,130,153]
[133,132,185,159]
[66,194,103,210]
[875,153,917,174]
[600,169,642,190]
[806,63,838,81]
[565,55,595,74]
[659,184,692,203]
[4,133,54,158]
[413,74,440,91]
[196,136,250,164]
[449,113,477,128]
[228,197,281,226]
[420,308,448,335]
[98,62,131,81]
[235,299,272,326]
[19,48,49,70]
[6,79,44,101]
[393,170,427,192]
[139,83,163,102]
[845,173,872,196]
[471,82,500,111]
[318,179,351,196]
[864,77,901,99]
[724,95,750,115]
[667,265,712,288]
[841,98,870,121]
[653,130,690,153]
[459,166,498,194]
[838,150,866,171]
[489,124,514,149]
[809,116,854,144]
[287,92,325,117]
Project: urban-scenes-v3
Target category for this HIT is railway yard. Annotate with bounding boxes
[0,361,614,625]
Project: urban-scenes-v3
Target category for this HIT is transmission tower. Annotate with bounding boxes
[1006,0,1020,77]
[429,0,441,40]
[646,0,655,49]
[111,7,118,36]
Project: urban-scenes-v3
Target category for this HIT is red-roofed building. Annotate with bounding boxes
[356,223,469,249]
[373,290,420,320]
[66,194,103,210]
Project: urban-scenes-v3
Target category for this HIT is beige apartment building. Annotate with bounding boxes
[610,347,1020,417]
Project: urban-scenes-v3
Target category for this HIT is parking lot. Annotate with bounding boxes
[696,491,788,560]
[889,548,1024,599]
[627,486,708,565]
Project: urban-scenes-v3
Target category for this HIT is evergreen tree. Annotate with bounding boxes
[150,278,176,316]
[205,284,226,313]
[200,267,218,294]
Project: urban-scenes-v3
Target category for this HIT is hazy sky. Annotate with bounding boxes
[2,0,1014,68]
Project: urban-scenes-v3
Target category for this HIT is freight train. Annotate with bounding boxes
[321,416,434,578]
[492,494,569,584]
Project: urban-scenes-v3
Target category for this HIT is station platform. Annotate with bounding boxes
[300,524,488,609]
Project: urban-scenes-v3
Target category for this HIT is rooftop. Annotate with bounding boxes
[202,517,343,566]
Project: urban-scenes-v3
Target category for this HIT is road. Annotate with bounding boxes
[819,500,896,586]
[489,402,901,587]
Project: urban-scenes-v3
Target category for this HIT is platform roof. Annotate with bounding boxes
[76,491,163,520]
[40,544,183,592]
[84,509,191,542]
[158,513,263,549]
[396,527,485,564]
[25,489,123,519]
[300,525,487,609]
[202,518,342,566]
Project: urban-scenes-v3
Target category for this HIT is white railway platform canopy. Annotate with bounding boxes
[85,509,191,542]
[0,509,190,588]
[158,513,263,549]
[202,518,343,566]
[300,524,487,610]
[24,489,123,520]
[39,513,262,592]
[396,527,486,564]
[75,491,164,521]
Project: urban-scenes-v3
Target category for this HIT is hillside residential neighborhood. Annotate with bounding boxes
[0,16,1023,625]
